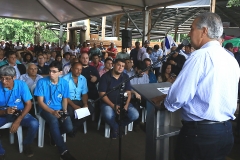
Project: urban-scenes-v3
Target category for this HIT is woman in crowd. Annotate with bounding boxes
[22,52,34,67]
[158,62,176,83]
[69,44,78,56]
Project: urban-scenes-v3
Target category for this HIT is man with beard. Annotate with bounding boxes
[79,53,100,120]
[98,59,139,139]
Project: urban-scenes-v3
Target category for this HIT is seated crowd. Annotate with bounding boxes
[0,39,207,160]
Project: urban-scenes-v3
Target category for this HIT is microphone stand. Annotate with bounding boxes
[91,50,177,160]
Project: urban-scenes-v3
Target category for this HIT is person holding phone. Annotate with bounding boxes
[34,61,77,160]
[158,62,176,83]
[0,66,38,158]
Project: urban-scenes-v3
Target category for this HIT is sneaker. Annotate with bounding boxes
[60,151,77,160]
[23,145,34,157]
[49,132,56,146]
[0,154,5,160]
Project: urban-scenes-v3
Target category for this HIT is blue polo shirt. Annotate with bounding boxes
[34,76,69,110]
[62,73,88,100]
[98,70,131,104]
[0,80,32,110]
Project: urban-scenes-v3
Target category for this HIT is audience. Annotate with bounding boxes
[19,63,43,88]
[89,54,104,72]
[124,59,134,76]
[0,66,39,157]
[89,43,102,58]
[143,58,157,83]
[34,61,77,160]
[98,59,139,139]
[167,46,186,76]
[63,62,94,135]
[158,62,176,83]
[116,47,130,59]
[106,42,118,59]
[36,54,49,77]
[99,58,113,77]
[149,44,163,78]
[62,58,79,75]
[79,53,100,101]
[0,51,26,79]
[130,41,140,67]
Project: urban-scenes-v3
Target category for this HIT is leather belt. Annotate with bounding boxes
[181,120,228,125]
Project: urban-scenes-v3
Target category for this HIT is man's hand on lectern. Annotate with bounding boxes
[151,94,167,110]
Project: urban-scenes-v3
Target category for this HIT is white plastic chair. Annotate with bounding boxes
[0,122,23,153]
[97,112,129,138]
[140,106,147,123]
[30,85,67,147]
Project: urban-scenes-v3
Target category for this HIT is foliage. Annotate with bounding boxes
[227,0,240,7]
[0,18,62,44]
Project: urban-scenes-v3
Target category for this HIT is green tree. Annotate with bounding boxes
[227,0,240,7]
[0,18,63,44]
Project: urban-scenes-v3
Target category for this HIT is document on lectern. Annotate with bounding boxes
[74,108,90,119]
[157,87,170,94]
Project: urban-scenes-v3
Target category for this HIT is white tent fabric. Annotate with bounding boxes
[0,0,194,23]
[167,0,211,8]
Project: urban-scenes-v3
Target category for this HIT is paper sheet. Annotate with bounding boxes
[74,108,90,119]
[157,87,170,94]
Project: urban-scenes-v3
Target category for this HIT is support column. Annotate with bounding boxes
[80,30,86,44]
[67,23,71,42]
[116,15,122,39]
[174,27,178,42]
[210,0,216,13]
[147,10,151,41]
[101,16,106,40]
[178,33,180,43]
[112,16,116,37]
[83,19,90,40]
[142,9,150,46]
[59,24,63,46]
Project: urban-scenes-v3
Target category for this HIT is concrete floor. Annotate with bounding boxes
[0,120,239,160]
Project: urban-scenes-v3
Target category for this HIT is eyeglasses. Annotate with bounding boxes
[0,77,13,81]
[49,70,59,74]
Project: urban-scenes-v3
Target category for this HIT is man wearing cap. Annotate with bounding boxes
[137,40,150,61]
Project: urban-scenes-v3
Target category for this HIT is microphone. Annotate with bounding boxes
[170,39,190,54]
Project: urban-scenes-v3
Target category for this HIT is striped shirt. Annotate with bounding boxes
[164,41,240,121]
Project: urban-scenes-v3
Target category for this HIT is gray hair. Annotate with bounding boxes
[0,65,16,77]
[195,12,223,40]
[26,63,37,70]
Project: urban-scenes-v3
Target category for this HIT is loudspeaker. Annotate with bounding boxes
[121,30,132,48]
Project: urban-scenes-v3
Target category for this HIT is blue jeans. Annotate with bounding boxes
[100,103,139,131]
[40,110,73,154]
[0,141,5,155]
[175,120,234,160]
[0,114,39,145]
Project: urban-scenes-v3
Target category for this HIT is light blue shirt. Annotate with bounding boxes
[34,76,69,110]
[63,73,88,100]
[149,49,163,68]
[128,70,149,85]
[164,41,240,121]
[0,80,32,110]
[19,73,43,88]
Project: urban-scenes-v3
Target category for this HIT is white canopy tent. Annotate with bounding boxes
[0,0,197,23]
